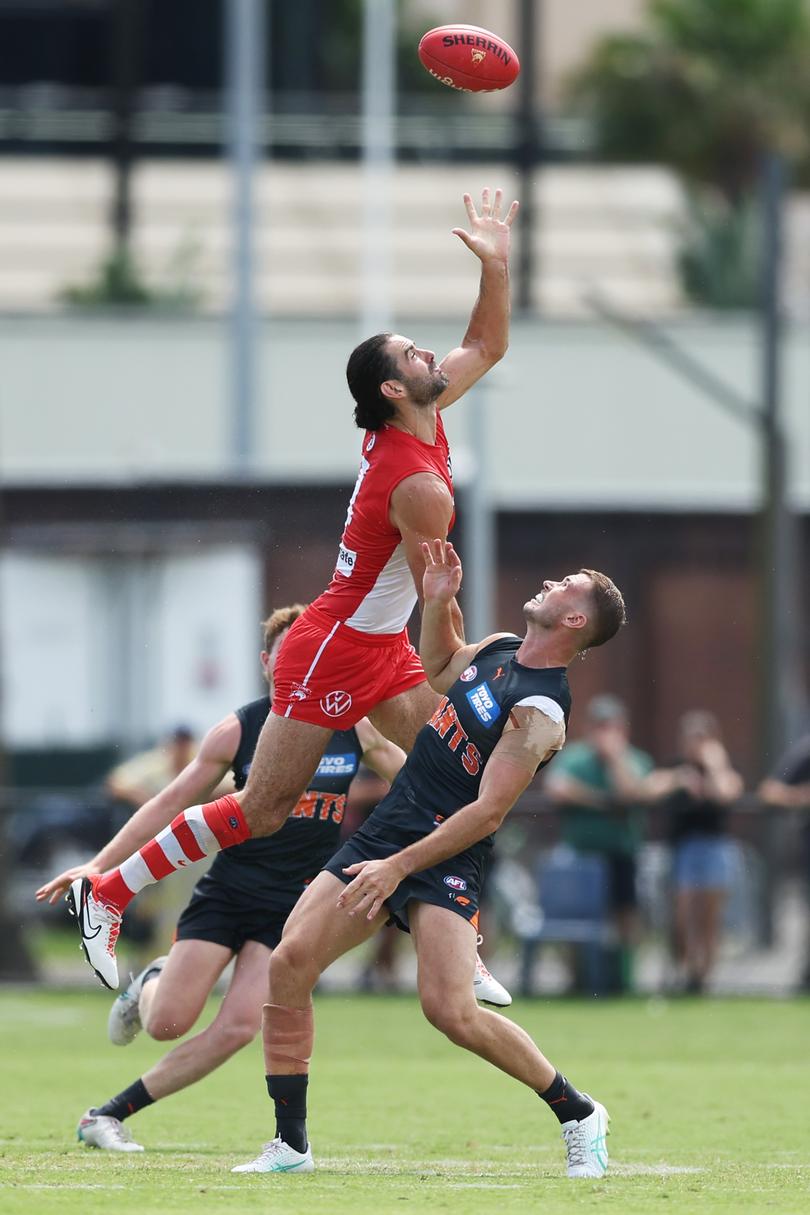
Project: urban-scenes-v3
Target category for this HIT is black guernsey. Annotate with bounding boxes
[200,696,363,904]
[363,635,571,848]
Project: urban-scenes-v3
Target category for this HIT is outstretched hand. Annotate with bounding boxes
[421,538,462,605]
[35,860,98,905]
[453,187,519,264]
[337,858,402,921]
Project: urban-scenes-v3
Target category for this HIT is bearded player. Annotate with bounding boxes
[67,187,519,990]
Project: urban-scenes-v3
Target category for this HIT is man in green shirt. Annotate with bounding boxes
[544,695,654,992]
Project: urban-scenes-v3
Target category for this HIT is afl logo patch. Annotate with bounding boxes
[459,665,478,683]
[443,875,468,892]
[321,690,353,718]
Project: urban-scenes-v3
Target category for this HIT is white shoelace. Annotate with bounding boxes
[93,897,122,956]
[255,1137,288,1162]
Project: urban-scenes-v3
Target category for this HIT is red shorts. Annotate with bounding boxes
[271,604,427,729]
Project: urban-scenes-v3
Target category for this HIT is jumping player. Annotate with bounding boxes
[232,541,626,1180]
[35,606,403,1151]
[67,187,519,989]
[38,606,509,1151]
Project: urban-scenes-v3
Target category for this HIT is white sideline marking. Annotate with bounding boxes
[6,1184,128,1191]
[447,1183,525,1190]
[611,1164,704,1176]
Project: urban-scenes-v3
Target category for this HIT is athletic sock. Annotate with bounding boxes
[538,1071,594,1125]
[140,961,164,987]
[93,794,252,911]
[92,1078,155,1123]
[266,1074,308,1153]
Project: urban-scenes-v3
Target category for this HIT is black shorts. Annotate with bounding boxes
[323,824,485,933]
[174,874,296,953]
[606,853,638,912]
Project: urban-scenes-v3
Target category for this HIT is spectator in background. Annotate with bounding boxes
[104,726,202,954]
[544,694,654,993]
[106,726,198,808]
[657,711,743,994]
[759,729,810,991]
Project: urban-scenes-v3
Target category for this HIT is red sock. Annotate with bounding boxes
[94,795,252,911]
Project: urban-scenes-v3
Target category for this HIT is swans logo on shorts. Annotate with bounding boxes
[321,690,353,718]
[443,875,467,892]
[459,664,477,682]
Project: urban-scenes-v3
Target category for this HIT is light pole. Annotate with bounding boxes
[226,0,267,471]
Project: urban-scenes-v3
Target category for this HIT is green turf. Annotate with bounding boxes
[1,990,809,1214]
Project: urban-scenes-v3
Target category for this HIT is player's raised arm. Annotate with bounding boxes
[418,539,469,688]
[354,717,406,785]
[436,187,519,410]
[418,539,510,691]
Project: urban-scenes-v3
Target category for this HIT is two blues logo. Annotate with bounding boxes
[316,753,358,778]
[465,681,501,726]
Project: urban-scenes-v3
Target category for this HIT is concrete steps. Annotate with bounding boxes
[0,158,687,316]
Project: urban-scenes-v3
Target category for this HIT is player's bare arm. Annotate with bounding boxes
[389,471,454,602]
[35,714,239,905]
[759,778,810,809]
[354,717,406,785]
[338,711,559,921]
[419,538,511,692]
[436,187,519,410]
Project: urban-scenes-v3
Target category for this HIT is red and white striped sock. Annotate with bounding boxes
[93,794,251,911]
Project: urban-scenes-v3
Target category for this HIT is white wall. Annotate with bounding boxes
[1,315,808,511]
[0,546,262,747]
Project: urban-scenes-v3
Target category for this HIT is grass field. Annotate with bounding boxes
[1,990,809,1215]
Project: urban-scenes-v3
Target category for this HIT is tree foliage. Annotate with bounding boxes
[567,0,810,203]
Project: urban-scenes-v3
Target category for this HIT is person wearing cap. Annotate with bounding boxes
[103,726,205,958]
[543,694,655,992]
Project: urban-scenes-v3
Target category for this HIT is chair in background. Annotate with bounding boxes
[515,847,616,996]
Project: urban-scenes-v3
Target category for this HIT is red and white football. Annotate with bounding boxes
[418,25,520,94]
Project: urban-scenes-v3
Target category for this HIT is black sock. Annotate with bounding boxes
[92,1078,155,1123]
[538,1071,594,1125]
[266,1074,308,1153]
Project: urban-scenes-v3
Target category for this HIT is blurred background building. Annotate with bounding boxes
[1,0,809,992]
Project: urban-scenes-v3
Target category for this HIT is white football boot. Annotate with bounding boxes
[473,952,512,1007]
[108,956,167,1045]
[77,1110,144,1152]
[67,876,122,990]
[561,1098,610,1178]
[231,1137,314,1174]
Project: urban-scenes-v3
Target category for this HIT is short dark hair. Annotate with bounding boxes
[261,604,307,651]
[580,569,626,650]
[346,333,399,431]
